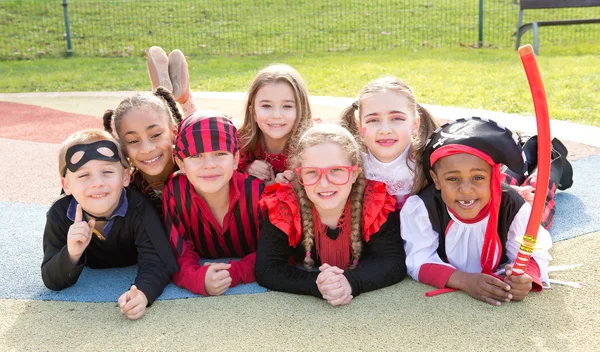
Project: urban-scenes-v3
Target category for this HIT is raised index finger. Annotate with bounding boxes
[75,204,83,222]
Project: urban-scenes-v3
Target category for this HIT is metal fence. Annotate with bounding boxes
[2,0,599,59]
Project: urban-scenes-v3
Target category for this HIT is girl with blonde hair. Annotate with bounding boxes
[340,76,439,210]
[237,64,314,183]
[256,123,406,306]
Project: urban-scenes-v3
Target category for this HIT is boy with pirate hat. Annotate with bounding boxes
[400,117,552,306]
[162,113,264,296]
[42,129,178,320]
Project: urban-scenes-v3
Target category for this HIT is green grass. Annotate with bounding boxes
[2,46,599,126]
[2,0,600,59]
[3,0,598,127]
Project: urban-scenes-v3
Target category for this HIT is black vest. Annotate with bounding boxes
[417,183,524,268]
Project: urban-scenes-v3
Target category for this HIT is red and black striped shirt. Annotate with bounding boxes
[163,170,264,295]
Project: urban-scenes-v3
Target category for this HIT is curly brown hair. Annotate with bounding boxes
[103,87,183,144]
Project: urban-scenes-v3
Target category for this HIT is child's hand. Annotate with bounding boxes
[203,262,232,296]
[246,160,274,182]
[503,264,533,301]
[512,185,535,205]
[67,204,96,264]
[317,264,353,306]
[118,285,148,320]
[275,170,295,185]
[459,272,513,306]
[264,167,277,186]
[316,264,344,287]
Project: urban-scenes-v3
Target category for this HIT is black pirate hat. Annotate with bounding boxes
[424,117,525,182]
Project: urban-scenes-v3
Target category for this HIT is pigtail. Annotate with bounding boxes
[103,109,115,134]
[339,104,360,137]
[348,175,365,270]
[409,104,440,194]
[295,182,315,270]
[155,87,183,124]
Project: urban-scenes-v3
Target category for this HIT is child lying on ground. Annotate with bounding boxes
[41,129,178,320]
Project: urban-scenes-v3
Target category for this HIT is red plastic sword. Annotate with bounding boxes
[512,44,552,276]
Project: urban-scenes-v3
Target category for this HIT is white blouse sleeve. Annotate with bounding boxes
[505,202,553,284]
[400,195,455,281]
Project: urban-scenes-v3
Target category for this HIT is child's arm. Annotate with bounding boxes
[129,193,179,304]
[342,212,407,296]
[41,203,90,290]
[227,253,256,287]
[400,196,457,288]
[445,270,513,306]
[255,218,321,297]
[401,196,512,305]
[131,213,172,305]
[163,183,212,295]
[505,202,553,294]
[223,177,263,287]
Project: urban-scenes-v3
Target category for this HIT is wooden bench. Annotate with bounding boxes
[515,0,600,54]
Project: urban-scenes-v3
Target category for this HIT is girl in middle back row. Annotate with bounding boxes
[237,64,314,183]
[146,46,314,184]
[340,76,440,210]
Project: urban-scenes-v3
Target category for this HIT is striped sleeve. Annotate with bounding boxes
[226,173,265,286]
[163,176,209,295]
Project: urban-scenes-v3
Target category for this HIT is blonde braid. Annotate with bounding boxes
[295,182,315,269]
[348,175,365,269]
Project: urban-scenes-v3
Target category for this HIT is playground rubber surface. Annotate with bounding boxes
[0,93,598,351]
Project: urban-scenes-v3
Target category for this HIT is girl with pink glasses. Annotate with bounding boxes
[256,123,406,306]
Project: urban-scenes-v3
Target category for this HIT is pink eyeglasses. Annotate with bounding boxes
[294,165,358,186]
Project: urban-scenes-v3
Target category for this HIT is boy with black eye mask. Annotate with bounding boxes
[41,129,178,320]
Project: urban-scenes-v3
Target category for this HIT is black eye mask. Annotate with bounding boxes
[65,140,122,175]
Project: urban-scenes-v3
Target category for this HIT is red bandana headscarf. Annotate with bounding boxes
[174,115,239,160]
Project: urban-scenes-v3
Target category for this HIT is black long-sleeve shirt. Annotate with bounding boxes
[41,188,179,305]
[255,211,407,298]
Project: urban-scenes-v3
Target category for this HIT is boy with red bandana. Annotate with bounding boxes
[163,115,264,296]
[401,117,552,306]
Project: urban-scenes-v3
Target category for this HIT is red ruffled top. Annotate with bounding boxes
[361,180,397,242]
[259,180,396,247]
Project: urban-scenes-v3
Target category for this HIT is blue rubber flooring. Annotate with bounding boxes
[0,202,266,302]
